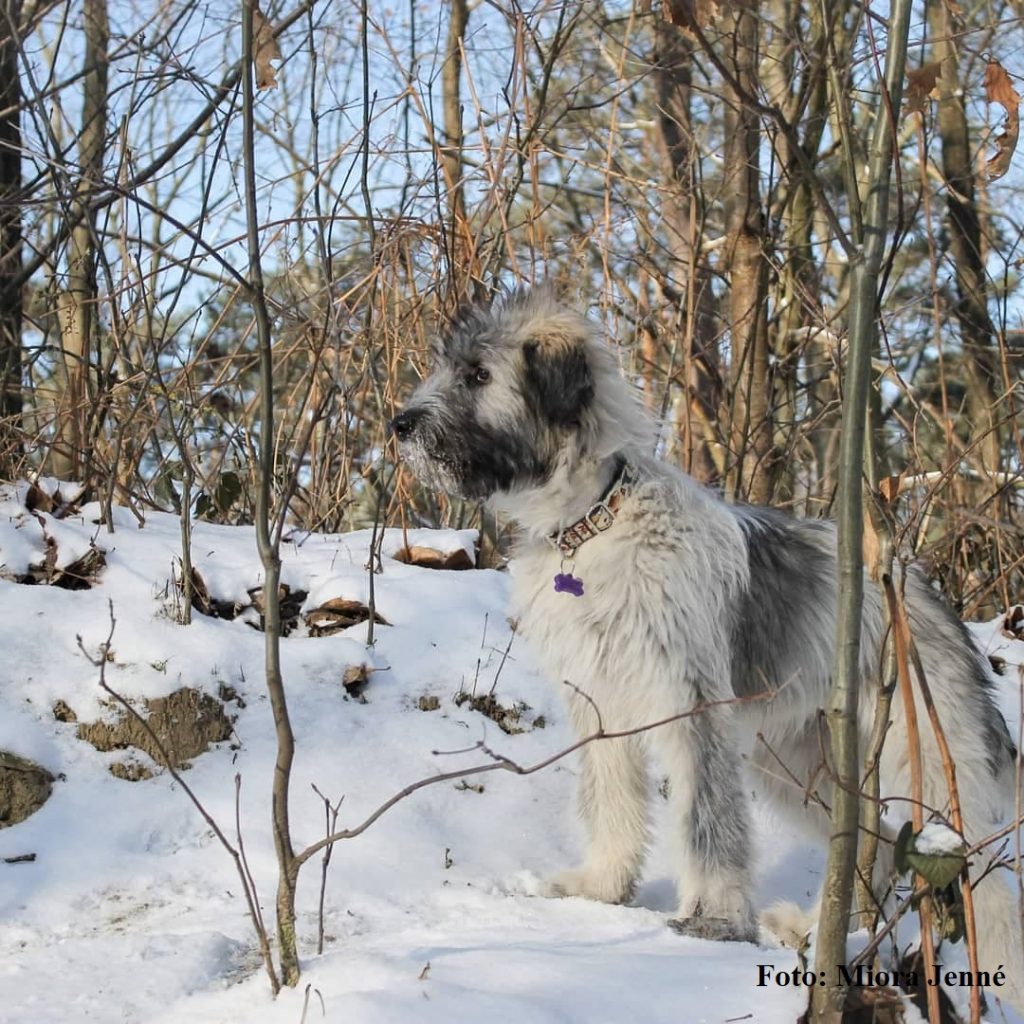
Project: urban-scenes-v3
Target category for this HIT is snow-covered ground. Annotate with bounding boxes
[0,482,1020,1023]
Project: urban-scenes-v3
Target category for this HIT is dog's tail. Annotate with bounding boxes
[970,864,1024,1014]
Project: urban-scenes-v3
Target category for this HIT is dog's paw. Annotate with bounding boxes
[668,915,757,943]
[759,900,814,949]
[540,865,633,905]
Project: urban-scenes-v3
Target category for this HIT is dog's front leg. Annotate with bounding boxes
[655,706,758,943]
[542,732,649,904]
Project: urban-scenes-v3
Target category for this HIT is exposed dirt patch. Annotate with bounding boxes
[0,751,55,827]
[76,687,234,772]
[52,699,78,723]
[109,760,154,782]
[453,692,543,735]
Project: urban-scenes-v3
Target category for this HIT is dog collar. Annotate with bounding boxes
[549,458,638,560]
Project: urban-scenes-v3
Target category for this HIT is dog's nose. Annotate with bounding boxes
[390,408,423,440]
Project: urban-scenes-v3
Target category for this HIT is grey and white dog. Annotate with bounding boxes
[392,287,1022,1004]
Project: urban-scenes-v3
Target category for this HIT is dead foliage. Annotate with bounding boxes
[905,61,942,116]
[1,536,106,589]
[306,598,388,637]
[663,0,728,36]
[248,583,307,633]
[44,545,106,590]
[342,663,376,699]
[186,567,307,635]
[984,58,1021,181]
[23,481,82,518]
[392,545,475,571]
[252,4,281,90]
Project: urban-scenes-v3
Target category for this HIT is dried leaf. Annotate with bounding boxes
[984,58,1021,108]
[392,545,474,571]
[342,663,375,697]
[306,598,388,637]
[252,5,281,90]
[878,473,905,504]
[187,566,211,616]
[23,482,53,514]
[664,0,725,37]
[984,59,1021,181]
[985,113,1019,181]
[904,61,942,116]
[57,545,106,590]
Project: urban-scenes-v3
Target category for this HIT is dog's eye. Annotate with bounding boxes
[468,366,491,387]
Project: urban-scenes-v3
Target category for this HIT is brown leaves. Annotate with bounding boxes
[663,0,727,37]
[983,58,1021,181]
[342,663,376,699]
[305,598,388,637]
[392,545,474,571]
[902,55,1020,180]
[904,61,942,116]
[251,4,281,90]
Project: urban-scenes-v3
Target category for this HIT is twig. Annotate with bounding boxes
[293,688,773,868]
[311,784,343,957]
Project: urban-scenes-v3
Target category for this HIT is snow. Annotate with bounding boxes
[0,497,1021,1023]
[914,821,966,856]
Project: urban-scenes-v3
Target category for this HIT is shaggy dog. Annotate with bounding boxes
[392,287,1022,1005]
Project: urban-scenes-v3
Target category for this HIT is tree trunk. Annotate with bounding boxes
[52,0,108,481]
[721,1,772,503]
[242,0,298,987]
[442,0,470,278]
[811,1,913,1018]
[933,3,1001,473]
[652,19,722,483]
[0,0,22,474]
[766,0,835,502]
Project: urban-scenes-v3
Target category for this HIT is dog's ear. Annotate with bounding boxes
[523,337,594,427]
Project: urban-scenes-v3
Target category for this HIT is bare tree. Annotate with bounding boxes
[719,1,773,503]
[0,0,21,475]
[50,0,108,481]
[812,1,914,1018]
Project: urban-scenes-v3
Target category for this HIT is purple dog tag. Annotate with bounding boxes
[553,573,584,597]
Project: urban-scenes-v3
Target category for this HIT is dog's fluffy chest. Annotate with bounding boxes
[509,520,740,709]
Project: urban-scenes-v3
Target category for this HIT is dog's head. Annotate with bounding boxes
[392,287,651,503]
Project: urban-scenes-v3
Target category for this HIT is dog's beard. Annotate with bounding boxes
[398,437,481,500]
[397,401,564,503]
